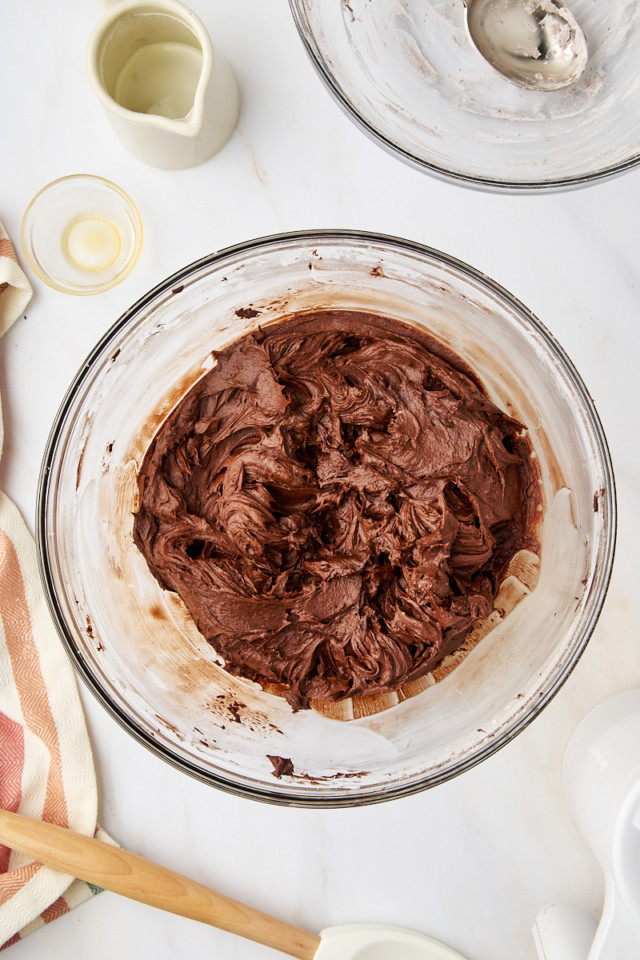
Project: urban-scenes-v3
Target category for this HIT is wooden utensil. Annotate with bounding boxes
[0,809,468,959]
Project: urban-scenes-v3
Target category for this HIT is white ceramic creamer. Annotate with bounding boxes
[87,0,239,169]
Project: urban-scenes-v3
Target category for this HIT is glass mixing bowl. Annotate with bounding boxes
[38,231,615,806]
[289,0,640,190]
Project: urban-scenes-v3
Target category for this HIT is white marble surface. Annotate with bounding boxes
[1,2,640,958]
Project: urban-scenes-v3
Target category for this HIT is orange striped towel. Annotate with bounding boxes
[0,223,103,949]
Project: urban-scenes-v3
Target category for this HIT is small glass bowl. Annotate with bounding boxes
[21,175,143,295]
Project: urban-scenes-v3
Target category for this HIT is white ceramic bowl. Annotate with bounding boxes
[37,231,615,805]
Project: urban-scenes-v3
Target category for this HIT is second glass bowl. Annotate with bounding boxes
[289,0,640,190]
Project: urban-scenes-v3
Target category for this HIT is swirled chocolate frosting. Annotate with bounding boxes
[133,310,541,709]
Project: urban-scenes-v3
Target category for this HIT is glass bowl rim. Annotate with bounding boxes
[36,228,618,806]
[287,1,640,193]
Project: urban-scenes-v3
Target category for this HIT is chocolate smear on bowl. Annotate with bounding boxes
[267,755,294,778]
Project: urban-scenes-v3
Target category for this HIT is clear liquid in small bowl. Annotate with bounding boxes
[62,216,122,273]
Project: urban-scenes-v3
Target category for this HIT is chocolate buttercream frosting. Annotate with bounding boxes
[133,310,542,709]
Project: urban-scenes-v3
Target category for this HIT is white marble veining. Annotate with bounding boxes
[1,2,640,958]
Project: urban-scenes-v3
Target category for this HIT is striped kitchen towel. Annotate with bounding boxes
[0,222,103,949]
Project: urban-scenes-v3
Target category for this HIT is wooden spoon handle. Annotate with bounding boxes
[0,809,320,960]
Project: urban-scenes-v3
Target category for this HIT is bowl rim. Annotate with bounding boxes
[287,1,640,193]
[36,229,618,806]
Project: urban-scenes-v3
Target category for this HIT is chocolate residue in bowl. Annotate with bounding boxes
[267,755,294,778]
[133,310,542,711]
